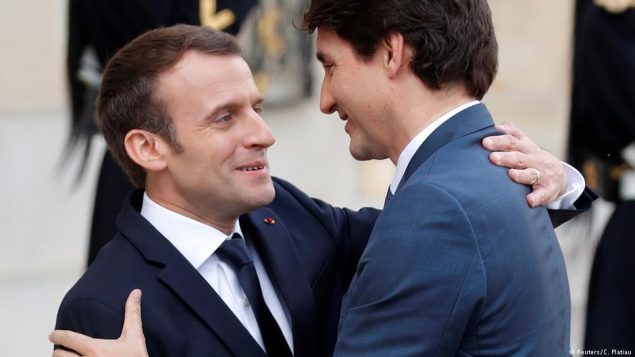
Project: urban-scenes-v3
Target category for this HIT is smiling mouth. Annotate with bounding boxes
[236,161,267,172]
[238,165,265,171]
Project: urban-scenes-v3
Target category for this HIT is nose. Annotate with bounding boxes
[319,77,336,114]
[245,111,275,149]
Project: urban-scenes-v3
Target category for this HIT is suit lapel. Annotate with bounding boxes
[396,103,495,193]
[156,260,266,356]
[241,208,319,357]
[117,192,266,357]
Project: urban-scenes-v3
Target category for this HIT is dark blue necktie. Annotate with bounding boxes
[215,233,292,356]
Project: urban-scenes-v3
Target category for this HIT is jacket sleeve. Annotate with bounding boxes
[271,177,380,281]
[55,298,125,345]
[547,186,598,228]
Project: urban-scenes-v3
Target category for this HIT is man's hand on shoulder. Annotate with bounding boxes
[50,290,148,357]
[482,122,567,208]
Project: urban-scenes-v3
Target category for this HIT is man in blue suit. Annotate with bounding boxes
[301,0,586,355]
[50,21,592,357]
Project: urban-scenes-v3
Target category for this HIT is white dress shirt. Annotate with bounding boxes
[140,193,294,353]
[389,101,585,209]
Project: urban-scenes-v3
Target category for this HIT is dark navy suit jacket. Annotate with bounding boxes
[334,104,572,356]
[55,178,379,357]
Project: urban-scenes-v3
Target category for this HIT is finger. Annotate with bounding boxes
[490,151,531,169]
[49,330,95,353]
[121,289,144,340]
[52,349,81,357]
[494,122,526,139]
[507,168,539,185]
[482,134,522,152]
[527,188,547,208]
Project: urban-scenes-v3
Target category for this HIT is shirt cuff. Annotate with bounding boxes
[546,162,586,209]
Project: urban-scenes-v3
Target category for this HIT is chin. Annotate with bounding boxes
[252,182,276,207]
[349,144,388,161]
[349,145,372,161]
[261,187,276,205]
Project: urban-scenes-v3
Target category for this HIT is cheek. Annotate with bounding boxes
[201,138,234,163]
[333,71,366,106]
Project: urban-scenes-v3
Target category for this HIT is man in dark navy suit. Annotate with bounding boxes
[50,21,594,357]
[55,25,380,357]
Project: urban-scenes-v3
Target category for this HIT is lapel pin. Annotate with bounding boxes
[263,217,276,225]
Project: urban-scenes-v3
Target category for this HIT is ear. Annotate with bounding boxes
[124,129,169,173]
[381,32,409,78]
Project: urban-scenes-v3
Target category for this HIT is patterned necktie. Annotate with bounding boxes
[215,233,292,356]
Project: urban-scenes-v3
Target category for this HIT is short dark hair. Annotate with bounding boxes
[96,25,241,187]
[302,0,498,99]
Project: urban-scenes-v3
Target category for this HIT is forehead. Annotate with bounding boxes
[316,27,355,61]
[156,51,257,99]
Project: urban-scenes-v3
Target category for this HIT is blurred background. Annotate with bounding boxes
[0,0,613,355]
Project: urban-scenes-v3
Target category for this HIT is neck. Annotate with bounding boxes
[145,182,237,235]
[388,82,474,163]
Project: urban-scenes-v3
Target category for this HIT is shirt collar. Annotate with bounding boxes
[390,100,480,194]
[140,192,242,269]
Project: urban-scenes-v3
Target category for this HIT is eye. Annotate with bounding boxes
[253,104,263,114]
[214,113,232,123]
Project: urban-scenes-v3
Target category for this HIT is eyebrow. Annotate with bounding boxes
[203,95,265,122]
[253,95,265,106]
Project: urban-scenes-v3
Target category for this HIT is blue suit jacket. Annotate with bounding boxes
[55,178,379,357]
[334,104,571,356]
